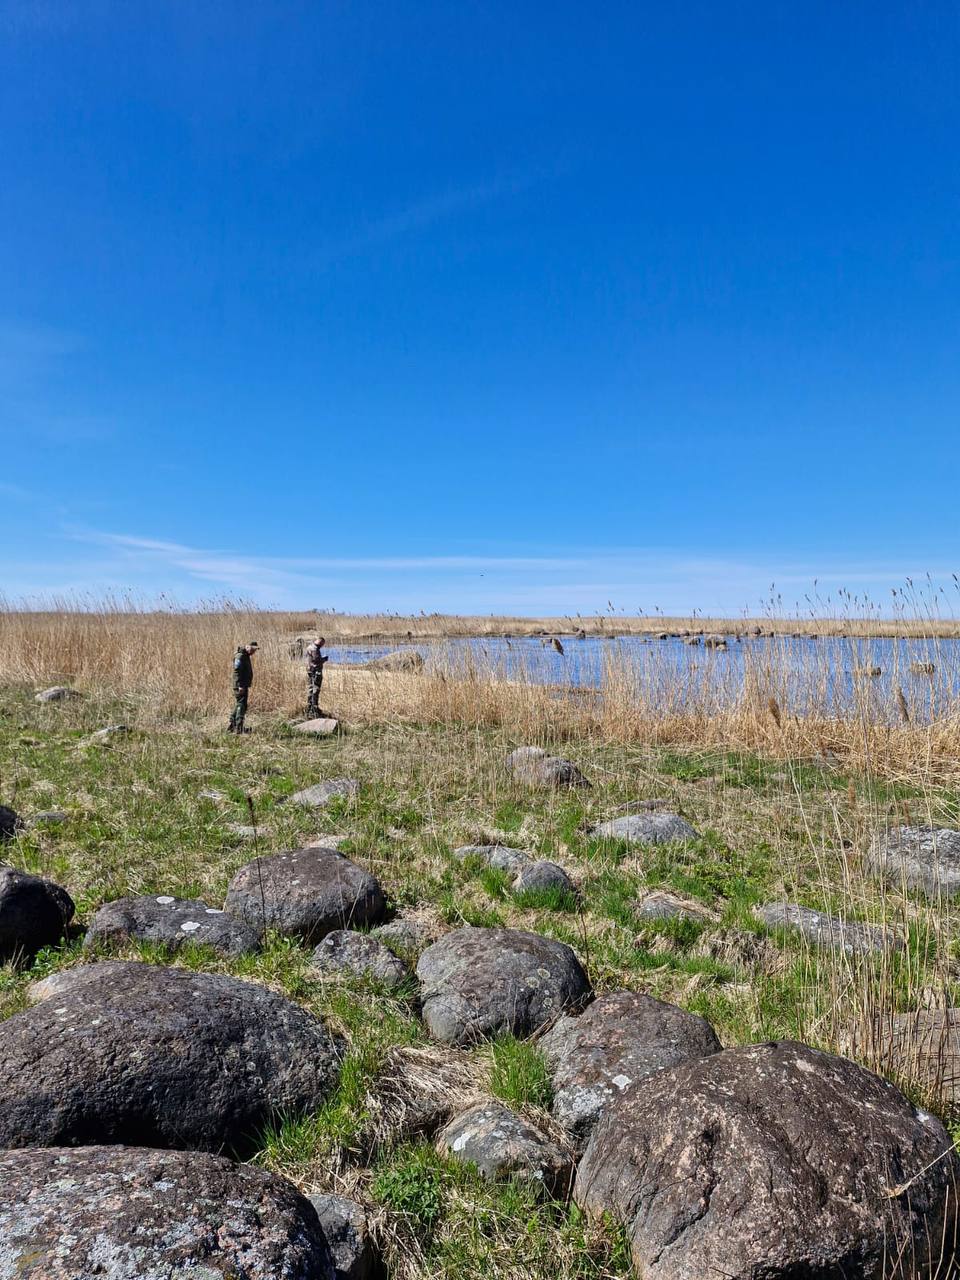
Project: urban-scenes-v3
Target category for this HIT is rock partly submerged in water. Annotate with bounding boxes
[0,1145,335,1279]
[575,1039,959,1280]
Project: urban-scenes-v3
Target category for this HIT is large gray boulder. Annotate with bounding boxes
[0,807,21,841]
[505,746,591,789]
[416,927,591,1045]
[310,1193,381,1280]
[591,812,698,844]
[866,825,960,898]
[311,929,409,988]
[860,1008,960,1110]
[290,778,359,808]
[576,1040,959,1280]
[539,990,722,1145]
[0,960,341,1156]
[0,1145,334,1279]
[454,844,532,876]
[754,901,903,956]
[225,846,386,942]
[437,1101,574,1200]
[0,866,73,962]
[85,893,262,957]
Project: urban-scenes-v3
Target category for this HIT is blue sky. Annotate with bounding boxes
[3,2,960,615]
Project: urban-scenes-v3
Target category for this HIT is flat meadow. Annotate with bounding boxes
[3,602,960,1277]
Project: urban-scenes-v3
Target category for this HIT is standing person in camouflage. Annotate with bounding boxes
[228,641,258,733]
[305,636,328,718]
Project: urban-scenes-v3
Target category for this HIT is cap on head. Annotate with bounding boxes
[248,641,259,651]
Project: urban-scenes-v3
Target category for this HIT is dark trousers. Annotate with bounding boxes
[229,686,249,731]
[306,672,323,717]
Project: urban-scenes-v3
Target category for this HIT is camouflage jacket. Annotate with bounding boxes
[233,649,254,689]
[306,643,327,677]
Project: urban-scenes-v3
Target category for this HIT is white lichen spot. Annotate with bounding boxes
[795,1058,816,1073]
[180,921,201,932]
[612,1073,632,1091]
[156,896,175,905]
[204,908,224,915]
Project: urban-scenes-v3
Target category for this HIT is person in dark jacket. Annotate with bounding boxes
[228,641,258,733]
[305,635,328,718]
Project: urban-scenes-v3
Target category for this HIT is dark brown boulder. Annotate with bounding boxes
[224,845,386,942]
[0,960,341,1156]
[0,865,73,962]
[0,1145,334,1278]
[575,1040,960,1280]
[416,926,591,1045]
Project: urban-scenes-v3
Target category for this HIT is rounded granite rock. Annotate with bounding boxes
[85,893,262,957]
[311,929,409,988]
[0,960,342,1156]
[416,926,591,1046]
[0,1145,334,1279]
[224,845,386,943]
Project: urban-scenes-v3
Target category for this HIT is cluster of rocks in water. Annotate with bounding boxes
[6,747,960,1275]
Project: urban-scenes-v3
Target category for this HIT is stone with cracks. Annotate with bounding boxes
[0,806,21,841]
[310,1193,381,1280]
[0,959,341,1156]
[416,926,591,1045]
[539,990,722,1146]
[0,865,73,962]
[454,843,532,876]
[754,901,903,956]
[291,778,359,808]
[575,1039,959,1280]
[437,1101,574,1200]
[311,929,409,988]
[34,685,82,703]
[512,860,576,898]
[591,812,699,845]
[225,845,386,942]
[505,746,591,789]
[866,825,960,898]
[85,893,262,957]
[0,1145,334,1280]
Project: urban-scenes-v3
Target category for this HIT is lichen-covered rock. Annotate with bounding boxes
[454,843,532,875]
[540,990,721,1145]
[635,889,717,924]
[576,1040,959,1280]
[311,929,409,988]
[416,927,591,1045]
[85,893,262,957]
[591,812,699,844]
[310,1193,381,1279]
[437,1101,573,1199]
[0,865,73,962]
[505,746,591,789]
[866,825,960,898]
[371,913,438,955]
[0,807,21,841]
[225,846,386,942]
[290,778,359,808]
[0,1145,334,1279]
[512,860,576,898]
[0,960,341,1156]
[754,901,902,956]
